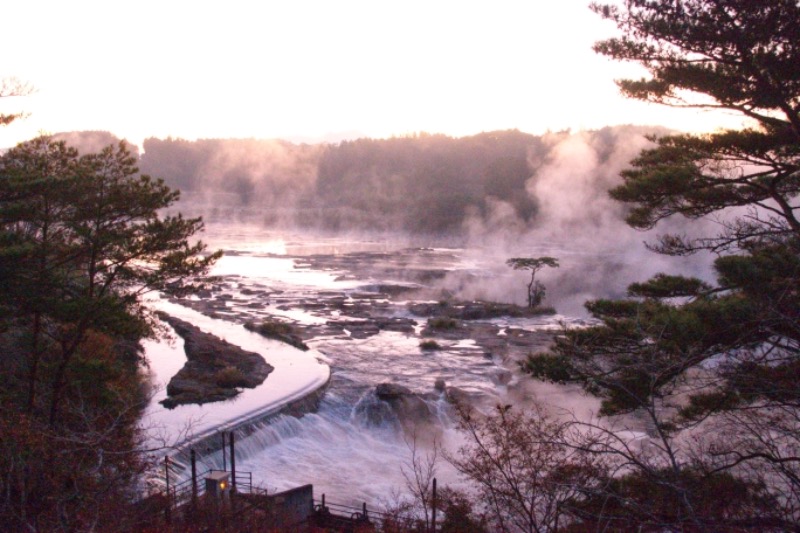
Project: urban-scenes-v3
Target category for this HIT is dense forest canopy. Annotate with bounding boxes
[133,126,666,236]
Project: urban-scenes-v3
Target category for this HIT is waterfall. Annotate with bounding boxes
[195,390,465,506]
[141,227,571,506]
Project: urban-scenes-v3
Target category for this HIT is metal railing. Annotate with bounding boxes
[313,494,438,532]
[155,429,442,532]
[167,468,253,503]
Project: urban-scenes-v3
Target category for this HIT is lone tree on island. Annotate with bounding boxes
[506,256,559,308]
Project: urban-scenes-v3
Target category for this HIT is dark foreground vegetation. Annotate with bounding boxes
[516,0,800,529]
[1,0,798,531]
[0,135,219,529]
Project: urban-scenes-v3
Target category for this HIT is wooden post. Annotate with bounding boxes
[191,449,197,503]
[229,431,237,493]
[431,477,437,533]
[164,456,172,524]
[221,432,227,471]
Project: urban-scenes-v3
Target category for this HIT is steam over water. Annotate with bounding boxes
[149,222,684,506]
[148,222,592,506]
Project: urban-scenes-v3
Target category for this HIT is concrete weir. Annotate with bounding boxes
[172,372,331,458]
[142,297,332,473]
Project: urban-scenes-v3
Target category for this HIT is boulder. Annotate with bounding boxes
[444,386,474,408]
[375,383,437,431]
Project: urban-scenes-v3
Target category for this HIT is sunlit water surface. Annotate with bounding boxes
[144,225,578,506]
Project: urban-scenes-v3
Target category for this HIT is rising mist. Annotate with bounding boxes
[58,127,714,315]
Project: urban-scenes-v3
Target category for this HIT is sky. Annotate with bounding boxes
[0,0,750,149]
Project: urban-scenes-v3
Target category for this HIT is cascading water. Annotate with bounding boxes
[144,224,583,506]
[198,391,466,506]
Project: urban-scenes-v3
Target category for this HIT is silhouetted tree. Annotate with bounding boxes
[447,402,606,532]
[506,256,559,308]
[525,0,800,528]
[0,77,32,126]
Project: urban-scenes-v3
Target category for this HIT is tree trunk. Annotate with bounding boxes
[527,272,536,308]
[26,312,42,412]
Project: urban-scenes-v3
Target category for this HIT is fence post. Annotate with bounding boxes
[221,432,227,471]
[230,431,237,493]
[165,456,172,524]
[431,477,437,533]
[191,449,197,503]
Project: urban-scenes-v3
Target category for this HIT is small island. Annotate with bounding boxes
[159,314,274,409]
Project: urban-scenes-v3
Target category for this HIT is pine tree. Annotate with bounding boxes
[525,1,800,528]
[0,137,220,530]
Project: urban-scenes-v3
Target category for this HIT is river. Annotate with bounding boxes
[141,223,596,506]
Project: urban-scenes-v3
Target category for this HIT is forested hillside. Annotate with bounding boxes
[134,126,665,235]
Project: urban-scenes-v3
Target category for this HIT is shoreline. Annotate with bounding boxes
[141,296,332,460]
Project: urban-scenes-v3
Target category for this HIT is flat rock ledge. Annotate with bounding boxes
[159,314,274,409]
[409,300,555,320]
[243,319,310,351]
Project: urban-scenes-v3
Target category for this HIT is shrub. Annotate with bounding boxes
[214,366,247,388]
[427,317,458,330]
[419,339,441,351]
[245,319,310,350]
[439,488,489,533]
[254,320,293,336]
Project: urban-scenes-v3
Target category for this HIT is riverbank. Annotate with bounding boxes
[140,297,331,453]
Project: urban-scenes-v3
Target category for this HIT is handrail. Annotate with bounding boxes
[164,467,256,511]
[313,496,430,530]
[233,470,253,493]
[151,477,437,531]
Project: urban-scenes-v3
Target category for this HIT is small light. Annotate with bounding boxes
[219,481,227,490]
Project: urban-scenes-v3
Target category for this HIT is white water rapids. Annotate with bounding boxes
[140,225,595,506]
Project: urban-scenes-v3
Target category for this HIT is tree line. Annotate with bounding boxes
[135,126,662,235]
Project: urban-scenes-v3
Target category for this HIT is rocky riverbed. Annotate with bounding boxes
[172,253,557,360]
[165,247,572,419]
[152,231,602,504]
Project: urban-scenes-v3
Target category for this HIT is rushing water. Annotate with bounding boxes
[144,224,584,506]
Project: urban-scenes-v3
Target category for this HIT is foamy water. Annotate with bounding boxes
[143,226,575,505]
[140,297,330,449]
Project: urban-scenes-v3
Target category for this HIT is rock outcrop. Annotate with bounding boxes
[375,383,437,431]
[409,300,554,320]
[160,314,274,409]
[244,319,310,351]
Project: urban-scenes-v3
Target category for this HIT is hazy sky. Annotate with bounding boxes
[0,0,749,148]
